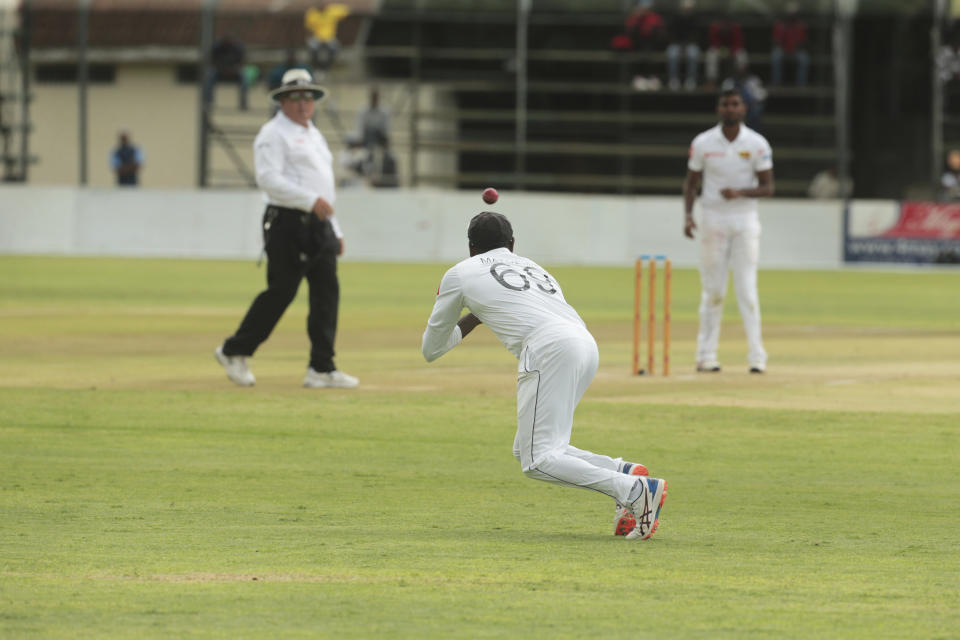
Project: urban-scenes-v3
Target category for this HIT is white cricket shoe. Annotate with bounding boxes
[623,477,667,541]
[614,462,649,536]
[214,346,255,387]
[696,360,722,372]
[303,368,359,389]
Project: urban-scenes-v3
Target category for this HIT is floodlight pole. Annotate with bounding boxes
[833,0,853,202]
[932,0,946,194]
[515,0,531,191]
[408,0,424,188]
[77,0,91,186]
[197,0,218,188]
[19,0,33,181]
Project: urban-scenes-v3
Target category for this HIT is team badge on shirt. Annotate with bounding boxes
[739,151,751,159]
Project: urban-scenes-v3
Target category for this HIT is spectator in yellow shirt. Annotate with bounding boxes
[305,4,350,71]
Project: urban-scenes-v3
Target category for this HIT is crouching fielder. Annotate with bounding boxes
[421,211,667,540]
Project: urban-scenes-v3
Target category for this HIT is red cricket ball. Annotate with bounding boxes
[482,187,499,205]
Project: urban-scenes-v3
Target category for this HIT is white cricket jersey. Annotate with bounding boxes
[688,123,773,217]
[253,111,342,238]
[421,247,587,362]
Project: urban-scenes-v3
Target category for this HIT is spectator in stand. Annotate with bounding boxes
[110,130,144,186]
[352,87,390,157]
[937,23,960,84]
[611,0,666,91]
[206,35,250,111]
[771,2,810,87]
[665,0,701,91]
[938,23,960,109]
[938,41,960,85]
[721,64,766,131]
[941,149,960,201]
[304,4,351,73]
[266,49,310,115]
[267,49,310,92]
[807,167,852,199]
[346,87,398,187]
[704,10,747,90]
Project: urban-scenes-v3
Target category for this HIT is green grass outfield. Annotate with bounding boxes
[1,255,958,639]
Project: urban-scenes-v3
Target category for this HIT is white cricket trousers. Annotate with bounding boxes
[696,213,767,367]
[513,326,638,505]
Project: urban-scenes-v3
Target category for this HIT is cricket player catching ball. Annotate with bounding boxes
[683,88,775,374]
[421,212,667,540]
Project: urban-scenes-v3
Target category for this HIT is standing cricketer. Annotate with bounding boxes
[683,89,775,374]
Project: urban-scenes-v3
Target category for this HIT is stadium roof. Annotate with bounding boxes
[27,0,376,49]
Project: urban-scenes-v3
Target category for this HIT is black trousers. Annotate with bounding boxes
[223,206,340,372]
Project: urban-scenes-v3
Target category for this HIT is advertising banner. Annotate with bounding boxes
[843,201,960,264]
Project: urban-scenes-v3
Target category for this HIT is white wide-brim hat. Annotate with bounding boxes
[269,68,327,101]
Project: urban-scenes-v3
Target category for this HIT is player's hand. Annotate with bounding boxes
[457,313,482,338]
[312,197,333,219]
[684,217,697,239]
[337,237,344,256]
[720,188,741,200]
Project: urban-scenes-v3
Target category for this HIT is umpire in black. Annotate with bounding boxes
[215,69,358,389]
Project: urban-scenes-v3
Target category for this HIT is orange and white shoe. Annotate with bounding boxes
[613,462,649,536]
[619,461,648,476]
[624,477,667,541]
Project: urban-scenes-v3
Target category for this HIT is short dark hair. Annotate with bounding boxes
[468,211,513,252]
[718,88,742,103]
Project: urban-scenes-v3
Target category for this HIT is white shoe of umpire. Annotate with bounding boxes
[214,346,255,387]
[303,368,359,389]
[623,477,668,541]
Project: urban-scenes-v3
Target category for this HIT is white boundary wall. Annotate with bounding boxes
[0,185,846,268]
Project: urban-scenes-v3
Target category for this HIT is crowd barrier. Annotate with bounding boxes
[0,185,848,268]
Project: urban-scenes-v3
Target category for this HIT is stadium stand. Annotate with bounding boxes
[361,1,837,196]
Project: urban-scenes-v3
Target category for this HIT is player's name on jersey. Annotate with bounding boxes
[479,255,525,266]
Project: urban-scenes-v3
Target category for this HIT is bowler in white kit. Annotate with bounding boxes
[421,212,667,540]
[683,89,775,373]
